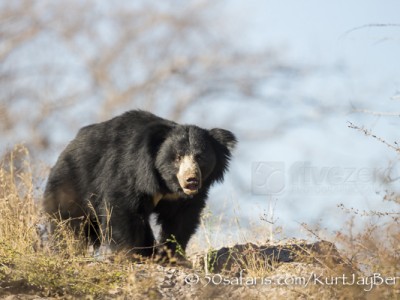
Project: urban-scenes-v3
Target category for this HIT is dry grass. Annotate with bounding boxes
[0,145,399,299]
[0,145,156,298]
[334,216,400,299]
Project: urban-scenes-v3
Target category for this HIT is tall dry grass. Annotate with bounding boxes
[0,145,155,297]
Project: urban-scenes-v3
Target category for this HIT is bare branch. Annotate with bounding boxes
[352,109,400,117]
[347,121,400,153]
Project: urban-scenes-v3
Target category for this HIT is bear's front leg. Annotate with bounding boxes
[97,206,156,257]
[155,197,206,260]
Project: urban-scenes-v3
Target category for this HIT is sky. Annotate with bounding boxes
[187,0,400,247]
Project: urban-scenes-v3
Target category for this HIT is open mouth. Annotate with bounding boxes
[182,179,200,195]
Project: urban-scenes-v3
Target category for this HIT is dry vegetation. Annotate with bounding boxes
[0,146,154,298]
[0,145,398,299]
[0,0,298,160]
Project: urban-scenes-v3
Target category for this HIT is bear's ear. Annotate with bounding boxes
[209,128,237,151]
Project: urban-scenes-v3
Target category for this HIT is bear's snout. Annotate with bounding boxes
[185,176,200,192]
[177,155,202,195]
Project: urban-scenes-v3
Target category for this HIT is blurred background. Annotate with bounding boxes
[1,0,399,248]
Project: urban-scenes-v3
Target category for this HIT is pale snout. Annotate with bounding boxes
[177,155,202,195]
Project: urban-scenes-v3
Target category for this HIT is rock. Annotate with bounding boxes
[193,240,355,275]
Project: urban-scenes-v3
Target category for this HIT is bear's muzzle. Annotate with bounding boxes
[177,155,202,195]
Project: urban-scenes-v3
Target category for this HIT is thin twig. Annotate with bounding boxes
[352,109,400,117]
[347,121,400,153]
[341,23,400,39]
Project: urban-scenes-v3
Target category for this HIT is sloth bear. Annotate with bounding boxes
[43,110,236,258]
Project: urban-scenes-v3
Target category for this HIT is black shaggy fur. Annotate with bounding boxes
[43,110,236,257]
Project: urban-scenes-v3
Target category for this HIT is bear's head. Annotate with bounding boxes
[155,125,236,197]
